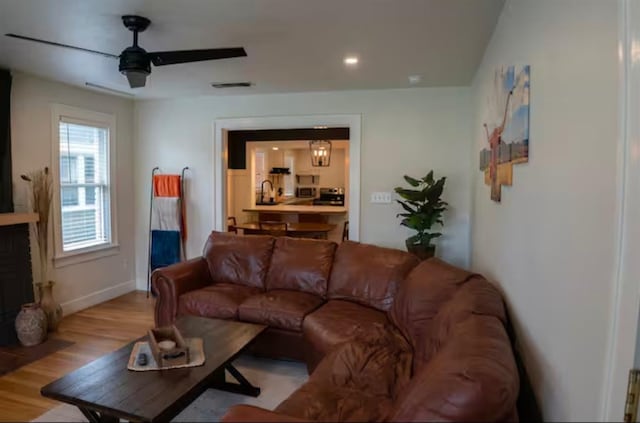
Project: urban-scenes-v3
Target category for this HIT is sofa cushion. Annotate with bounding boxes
[203,232,275,289]
[265,237,337,297]
[327,241,419,311]
[178,283,261,320]
[238,290,325,331]
[390,316,519,422]
[390,258,507,372]
[302,300,390,355]
[276,325,412,422]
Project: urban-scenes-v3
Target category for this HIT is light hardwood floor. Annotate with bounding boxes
[0,291,155,422]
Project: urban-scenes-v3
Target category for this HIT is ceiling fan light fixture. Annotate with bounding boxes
[124,69,149,88]
[309,140,332,167]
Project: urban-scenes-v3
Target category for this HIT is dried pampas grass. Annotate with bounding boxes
[21,167,53,282]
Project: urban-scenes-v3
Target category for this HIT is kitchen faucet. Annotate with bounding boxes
[260,180,274,203]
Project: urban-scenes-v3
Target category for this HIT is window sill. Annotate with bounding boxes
[53,243,120,268]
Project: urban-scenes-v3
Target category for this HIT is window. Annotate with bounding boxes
[53,105,116,260]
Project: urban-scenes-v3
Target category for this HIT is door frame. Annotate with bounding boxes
[213,114,361,240]
[602,0,640,419]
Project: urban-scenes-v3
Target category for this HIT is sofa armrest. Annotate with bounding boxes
[221,405,311,422]
[151,257,212,327]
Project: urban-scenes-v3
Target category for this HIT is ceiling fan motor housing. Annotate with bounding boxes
[119,46,151,87]
[119,46,150,75]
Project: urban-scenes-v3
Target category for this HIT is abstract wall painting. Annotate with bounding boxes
[479,65,530,202]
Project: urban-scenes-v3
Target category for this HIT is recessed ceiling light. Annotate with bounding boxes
[408,75,422,85]
[313,125,328,129]
[272,147,279,150]
[344,56,359,66]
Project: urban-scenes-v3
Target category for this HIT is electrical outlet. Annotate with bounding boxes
[370,192,392,204]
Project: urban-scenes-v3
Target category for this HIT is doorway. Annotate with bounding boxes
[213,115,361,241]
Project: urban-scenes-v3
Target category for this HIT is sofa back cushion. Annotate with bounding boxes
[203,232,275,289]
[327,241,419,311]
[390,258,508,372]
[265,237,337,297]
[390,314,519,422]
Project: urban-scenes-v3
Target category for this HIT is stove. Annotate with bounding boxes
[313,187,345,206]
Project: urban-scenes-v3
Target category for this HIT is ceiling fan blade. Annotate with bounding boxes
[5,33,119,59]
[149,47,246,66]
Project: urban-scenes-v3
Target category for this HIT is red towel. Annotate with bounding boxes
[153,174,187,241]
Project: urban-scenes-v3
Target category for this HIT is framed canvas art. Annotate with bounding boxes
[479,65,530,202]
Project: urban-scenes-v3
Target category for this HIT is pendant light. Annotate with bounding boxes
[309,140,332,167]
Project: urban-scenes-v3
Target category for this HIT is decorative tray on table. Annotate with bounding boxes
[127,325,205,371]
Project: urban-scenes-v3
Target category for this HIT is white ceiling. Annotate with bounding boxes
[0,0,504,99]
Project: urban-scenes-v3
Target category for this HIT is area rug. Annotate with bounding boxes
[0,338,74,376]
[32,354,308,422]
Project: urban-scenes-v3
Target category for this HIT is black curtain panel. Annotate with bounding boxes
[0,69,12,213]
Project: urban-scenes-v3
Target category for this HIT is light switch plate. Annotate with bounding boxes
[371,192,392,204]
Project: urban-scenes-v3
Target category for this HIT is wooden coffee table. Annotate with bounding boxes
[41,316,267,422]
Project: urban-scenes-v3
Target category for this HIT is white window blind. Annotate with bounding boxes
[58,121,111,252]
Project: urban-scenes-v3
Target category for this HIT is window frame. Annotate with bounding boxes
[51,104,118,267]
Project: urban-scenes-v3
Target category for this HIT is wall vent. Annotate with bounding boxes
[211,82,253,89]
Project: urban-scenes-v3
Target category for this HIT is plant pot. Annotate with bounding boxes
[38,281,63,332]
[406,242,436,261]
[15,303,47,346]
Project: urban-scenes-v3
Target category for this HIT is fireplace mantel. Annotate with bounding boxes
[0,212,38,227]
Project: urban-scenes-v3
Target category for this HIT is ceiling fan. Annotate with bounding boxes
[5,15,247,88]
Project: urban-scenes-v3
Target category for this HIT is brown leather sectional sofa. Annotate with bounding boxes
[152,232,519,422]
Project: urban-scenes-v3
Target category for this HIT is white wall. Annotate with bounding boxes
[470,1,620,420]
[10,73,136,311]
[134,87,472,289]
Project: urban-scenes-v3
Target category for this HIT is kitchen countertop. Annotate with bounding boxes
[243,205,347,214]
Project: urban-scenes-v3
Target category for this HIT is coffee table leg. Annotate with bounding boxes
[210,363,261,397]
[78,407,119,423]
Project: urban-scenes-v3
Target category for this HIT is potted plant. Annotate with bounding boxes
[394,171,447,260]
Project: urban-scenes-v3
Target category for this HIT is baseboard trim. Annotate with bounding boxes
[135,276,148,292]
[61,280,136,316]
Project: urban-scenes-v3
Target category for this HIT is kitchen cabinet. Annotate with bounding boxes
[296,174,319,185]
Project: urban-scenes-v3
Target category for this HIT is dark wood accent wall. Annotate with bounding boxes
[0,69,13,213]
[228,127,350,169]
[0,223,34,345]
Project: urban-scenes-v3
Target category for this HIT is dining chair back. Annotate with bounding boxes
[227,216,238,234]
[259,221,288,237]
[342,220,349,242]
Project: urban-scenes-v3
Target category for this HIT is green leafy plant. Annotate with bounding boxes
[394,171,447,249]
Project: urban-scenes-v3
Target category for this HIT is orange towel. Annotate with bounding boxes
[153,175,181,197]
[153,174,187,241]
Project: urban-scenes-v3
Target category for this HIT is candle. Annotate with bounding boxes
[158,340,176,351]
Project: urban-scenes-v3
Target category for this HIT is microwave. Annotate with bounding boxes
[296,187,317,198]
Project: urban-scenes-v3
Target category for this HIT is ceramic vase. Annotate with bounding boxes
[38,281,63,332]
[15,303,47,346]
